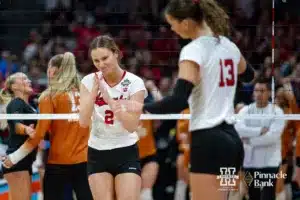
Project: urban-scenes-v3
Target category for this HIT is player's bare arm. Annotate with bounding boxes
[79,83,95,128]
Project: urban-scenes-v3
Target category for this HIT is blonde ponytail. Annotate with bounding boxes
[0,89,12,105]
[0,72,22,105]
[0,73,19,131]
[39,52,81,101]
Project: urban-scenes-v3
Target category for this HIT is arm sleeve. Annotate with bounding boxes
[249,107,285,146]
[143,79,193,114]
[239,63,255,83]
[234,106,262,137]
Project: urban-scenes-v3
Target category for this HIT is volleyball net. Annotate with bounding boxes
[0,113,299,121]
[0,0,299,122]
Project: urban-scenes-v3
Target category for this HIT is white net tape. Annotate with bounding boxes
[0,113,299,120]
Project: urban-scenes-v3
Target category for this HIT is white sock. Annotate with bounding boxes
[276,190,286,200]
[140,188,153,200]
[174,180,188,200]
[228,191,244,200]
[285,184,292,200]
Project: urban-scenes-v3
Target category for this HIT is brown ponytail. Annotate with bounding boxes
[198,0,230,37]
[165,0,230,37]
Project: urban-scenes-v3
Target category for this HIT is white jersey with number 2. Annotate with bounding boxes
[81,71,147,150]
[179,36,241,131]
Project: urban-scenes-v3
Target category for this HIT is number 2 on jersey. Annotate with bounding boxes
[219,59,235,87]
[105,110,114,124]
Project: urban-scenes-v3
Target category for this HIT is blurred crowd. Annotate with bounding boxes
[0,0,299,98]
[0,0,300,199]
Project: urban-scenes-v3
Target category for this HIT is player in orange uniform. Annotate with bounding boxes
[283,81,300,187]
[138,119,159,200]
[174,108,190,200]
[2,52,92,200]
[275,87,296,200]
[138,80,161,200]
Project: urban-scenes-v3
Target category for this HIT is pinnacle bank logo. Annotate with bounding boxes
[243,171,287,188]
[217,168,287,191]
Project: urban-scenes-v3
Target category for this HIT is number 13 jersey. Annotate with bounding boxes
[179,36,241,131]
[81,71,147,150]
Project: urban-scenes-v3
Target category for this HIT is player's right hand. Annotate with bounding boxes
[118,100,144,113]
[95,73,113,104]
[1,156,13,168]
[91,73,101,100]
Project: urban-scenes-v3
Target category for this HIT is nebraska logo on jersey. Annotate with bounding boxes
[95,95,126,107]
[95,94,107,107]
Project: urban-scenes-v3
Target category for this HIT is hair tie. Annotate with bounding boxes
[193,0,200,4]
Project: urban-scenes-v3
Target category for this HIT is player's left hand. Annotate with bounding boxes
[1,155,13,168]
[110,101,126,114]
[118,100,144,113]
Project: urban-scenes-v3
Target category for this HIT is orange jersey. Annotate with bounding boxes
[287,95,300,157]
[25,91,89,164]
[176,108,190,168]
[138,120,156,159]
[288,92,300,115]
[281,107,296,160]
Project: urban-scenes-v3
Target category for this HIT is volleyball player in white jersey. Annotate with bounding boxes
[115,0,256,199]
[79,35,147,200]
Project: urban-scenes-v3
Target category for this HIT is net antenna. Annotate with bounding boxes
[271,0,275,107]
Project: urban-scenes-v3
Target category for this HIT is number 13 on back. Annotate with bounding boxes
[219,59,235,87]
